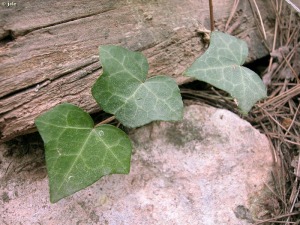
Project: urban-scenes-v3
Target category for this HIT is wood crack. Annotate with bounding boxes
[0,0,273,142]
[6,8,118,39]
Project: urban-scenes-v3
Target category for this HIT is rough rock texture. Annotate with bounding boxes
[0,104,274,224]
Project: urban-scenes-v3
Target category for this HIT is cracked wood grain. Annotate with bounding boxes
[0,0,272,141]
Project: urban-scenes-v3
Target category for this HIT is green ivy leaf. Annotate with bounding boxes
[35,103,132,203]
[92,45,183,128]
[184,31,267,113]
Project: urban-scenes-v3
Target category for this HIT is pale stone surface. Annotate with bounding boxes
[0,104,274,225]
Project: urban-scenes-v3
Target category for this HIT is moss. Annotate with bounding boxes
[166,119,204,147]
[1,192,10,203]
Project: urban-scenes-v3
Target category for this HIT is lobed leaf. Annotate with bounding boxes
[184,31,267,113]
[35,103,132,203]
[92,45,183,127]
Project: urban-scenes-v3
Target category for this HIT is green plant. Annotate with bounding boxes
[35,31,267,203]
[91,45,184,127]
[184,31,266,113]
[35,44,184,203]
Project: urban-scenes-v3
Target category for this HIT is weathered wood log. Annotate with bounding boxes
[0,0,273,142]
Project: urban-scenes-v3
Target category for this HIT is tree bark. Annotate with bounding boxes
[0,0,273,142]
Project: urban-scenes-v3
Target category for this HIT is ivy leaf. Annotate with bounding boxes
[92,45,183,128]
[35,103,132,203]
[184,31,267,113]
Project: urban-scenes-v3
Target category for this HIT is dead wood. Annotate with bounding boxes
[0,0,273,142]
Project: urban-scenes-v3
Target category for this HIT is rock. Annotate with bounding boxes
[0,104,274,224]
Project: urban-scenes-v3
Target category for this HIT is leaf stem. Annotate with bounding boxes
[95,116,116,127]
[209,0,215,31]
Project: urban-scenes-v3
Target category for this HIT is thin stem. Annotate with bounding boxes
[225,0,239,32]
[209,0,214,31]
[95,116,116,127]
[251,0,267,40]
[267,0,279,73]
